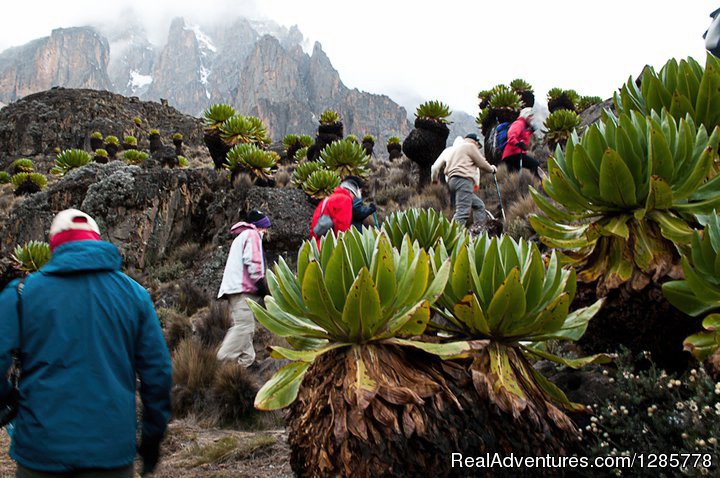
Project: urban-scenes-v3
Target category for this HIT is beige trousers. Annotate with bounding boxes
[217,293,259,367]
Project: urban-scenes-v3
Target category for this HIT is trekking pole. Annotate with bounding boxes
[493,172,506,221]
[373,211,379,228]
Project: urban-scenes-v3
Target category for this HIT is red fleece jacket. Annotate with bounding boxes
[310,186,353,246]
[502,116,533,159]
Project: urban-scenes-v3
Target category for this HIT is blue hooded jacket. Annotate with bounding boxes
[0,240,172,472]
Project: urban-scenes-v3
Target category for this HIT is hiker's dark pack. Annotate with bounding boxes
[487,122,510,161]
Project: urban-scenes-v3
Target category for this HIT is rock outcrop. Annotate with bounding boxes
[0,88,204,161]
[0,28,112,105]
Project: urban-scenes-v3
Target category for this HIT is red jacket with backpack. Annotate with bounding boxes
[502,116,532,159]
[310,186,354,246]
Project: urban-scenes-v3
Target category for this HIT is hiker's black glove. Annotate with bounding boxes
[517,141,527,151]
[254,278,269,297]
[368,203,377,213]
[138,433,162,475]
[0,388,19,427]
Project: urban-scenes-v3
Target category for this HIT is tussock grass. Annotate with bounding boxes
[196,301,231,348]
[172,338,219,418]
[178,280,209,315]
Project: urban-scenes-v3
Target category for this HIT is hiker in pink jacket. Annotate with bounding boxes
[217,210,271,367]
[502,107,540,176]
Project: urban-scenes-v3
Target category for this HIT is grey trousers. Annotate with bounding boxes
[217,293,260,367]
[448,176,487,226]
[16,464,134,478]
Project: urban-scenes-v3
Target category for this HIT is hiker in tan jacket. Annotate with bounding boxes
[433,133,496,227]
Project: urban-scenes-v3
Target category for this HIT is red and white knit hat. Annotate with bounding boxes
[49,209,101,251]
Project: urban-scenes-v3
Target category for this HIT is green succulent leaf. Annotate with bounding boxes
[254,361,311,410]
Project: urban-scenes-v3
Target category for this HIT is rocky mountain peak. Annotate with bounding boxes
[0,17,416,157]
[0,26,111,104]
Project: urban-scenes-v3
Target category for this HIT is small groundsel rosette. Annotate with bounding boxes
[12,240,51,273]
[381,208,468,255]
[318,139,369,179]
[225,143,277,181]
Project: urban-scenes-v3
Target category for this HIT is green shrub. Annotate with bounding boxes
[12,240,51,272]
[123,150,149,164]
[51,149,92,176]
[10,159,34,173]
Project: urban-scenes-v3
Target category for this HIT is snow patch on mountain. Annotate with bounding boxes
[185,24,217,54]
[129,70,152,92]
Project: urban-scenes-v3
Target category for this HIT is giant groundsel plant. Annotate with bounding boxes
[530,110,720,294]
[430,234,605,420]
[249,227,456,410]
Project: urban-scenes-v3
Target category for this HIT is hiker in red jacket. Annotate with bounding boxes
[502,108,540,176]
[309,176,360,246]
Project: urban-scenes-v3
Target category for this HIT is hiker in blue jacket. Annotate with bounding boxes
[0,209,172,478]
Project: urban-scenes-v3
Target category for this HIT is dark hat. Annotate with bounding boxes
[465,133,481,143]
[342,175,365,189]
[246,210,271,228]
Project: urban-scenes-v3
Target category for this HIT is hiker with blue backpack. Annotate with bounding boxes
[501,108,541,176]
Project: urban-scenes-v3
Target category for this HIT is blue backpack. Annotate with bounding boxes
[486,122,511,162]
[495,122,510,154]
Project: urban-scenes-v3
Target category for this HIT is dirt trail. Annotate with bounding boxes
[0,421,292,478]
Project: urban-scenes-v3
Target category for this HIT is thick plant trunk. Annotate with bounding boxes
[387,144,402,160]
[149,134,163,154]
[574,281,697,371]
[90,137,103,151]
[308,132,341,161]
[105,143,118,159]
[204,132,230,169]
[403,119,449,190]
[548,94,576,114]
[361,140,374,157]
[288,345,578,478]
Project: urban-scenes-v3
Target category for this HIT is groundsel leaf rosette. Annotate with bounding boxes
[250,227,465,410]
[429,234,607,423]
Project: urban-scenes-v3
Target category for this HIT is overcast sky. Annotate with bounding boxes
[1,1,716,115]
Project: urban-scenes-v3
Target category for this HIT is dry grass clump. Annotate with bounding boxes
[182,434,277,467]
[178,280,210,315]
[498,167,540,207]
[196,301,232,348]
[274,169,291,188]
[208,362,259,426]
[506,193,538,224]
[172,338,219,417]
[164,311,193,352]
[374,184,414,206]
[407,191,445,212]
[233,173,254,190]
[171,242,203,266]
